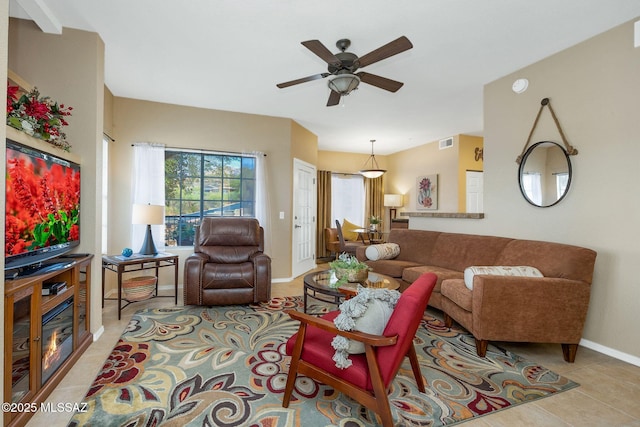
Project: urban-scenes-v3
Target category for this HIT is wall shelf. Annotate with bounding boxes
[401,212,485,219]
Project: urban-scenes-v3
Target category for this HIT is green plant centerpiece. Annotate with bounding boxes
[329,253,370,287]
[369,215,381,231]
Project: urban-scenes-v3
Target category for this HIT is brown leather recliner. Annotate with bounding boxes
[184,217,271,305]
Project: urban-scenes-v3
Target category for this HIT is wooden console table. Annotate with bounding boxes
[4,255,93,427]
[102,253,179,319]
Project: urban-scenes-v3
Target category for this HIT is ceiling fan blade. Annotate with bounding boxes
[327,90,341,106]
[357,36,413,68]
[301,40,342,67]
[277,73,330,89]
[357,72,404,92]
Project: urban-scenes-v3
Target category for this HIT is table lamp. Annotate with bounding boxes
[132,203,164,255]
[383,194,403,220]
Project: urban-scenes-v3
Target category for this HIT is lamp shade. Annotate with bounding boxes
[384,194,403,207]
[360,169,386,179]
[132,204,164,225]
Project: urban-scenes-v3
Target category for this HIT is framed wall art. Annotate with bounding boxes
[416,174,438,210]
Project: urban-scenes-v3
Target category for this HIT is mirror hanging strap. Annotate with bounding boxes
[516,98,578,164]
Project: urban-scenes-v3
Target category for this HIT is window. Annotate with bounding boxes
[556,172,569,199]
[165,149,256,246]
[331,173,365,227]
[521,172,542,205]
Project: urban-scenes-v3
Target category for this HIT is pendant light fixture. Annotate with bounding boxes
[359,139,386,179]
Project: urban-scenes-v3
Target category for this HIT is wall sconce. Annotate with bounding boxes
[132,203,165,255]
[384,194,403,219]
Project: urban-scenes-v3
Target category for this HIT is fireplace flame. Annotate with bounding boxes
[43,330,61,371]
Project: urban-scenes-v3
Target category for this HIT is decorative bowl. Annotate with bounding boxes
[333,267,368,284]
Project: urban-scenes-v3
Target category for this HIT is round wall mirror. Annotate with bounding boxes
[518,141,572,207]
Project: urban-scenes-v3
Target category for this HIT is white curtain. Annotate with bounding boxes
[132,143,166,253]
[253,152,272,255]
[522,172,542,205]
[331,173,365,226]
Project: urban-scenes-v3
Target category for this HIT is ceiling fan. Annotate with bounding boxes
[276,36,413,106]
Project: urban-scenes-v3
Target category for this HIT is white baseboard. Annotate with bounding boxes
[580,338,640,367]
[272,277,294,283]
[92,325,105,342]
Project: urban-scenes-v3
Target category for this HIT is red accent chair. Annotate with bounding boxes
[282,272,437,427]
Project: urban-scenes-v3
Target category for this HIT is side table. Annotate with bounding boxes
[102,252,179,319]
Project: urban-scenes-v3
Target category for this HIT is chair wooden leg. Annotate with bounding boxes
[282,324,307,407]
[561,343,578,363]
[364,345,394,427]
[475,338,488,357]
[407,343,425,393]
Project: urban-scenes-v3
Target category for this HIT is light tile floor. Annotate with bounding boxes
[26,264,640,427]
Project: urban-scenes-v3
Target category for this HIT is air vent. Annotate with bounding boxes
[439,137,454,150]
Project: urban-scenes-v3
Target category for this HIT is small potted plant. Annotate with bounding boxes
[369,215,381,231]
[329,253,370,286]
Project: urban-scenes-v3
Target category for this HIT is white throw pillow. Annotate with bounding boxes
[365,243,400,261]
[464,266,544,290]
[330,286,400,369]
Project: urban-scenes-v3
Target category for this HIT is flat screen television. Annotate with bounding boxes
[5,138,81,276]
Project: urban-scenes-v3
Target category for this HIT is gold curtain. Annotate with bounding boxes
[365,176,384,227]
[316,170,332,258]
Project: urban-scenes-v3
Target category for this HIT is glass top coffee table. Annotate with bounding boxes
[302,270,400,315]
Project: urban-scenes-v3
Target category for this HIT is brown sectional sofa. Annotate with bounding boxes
[355,228,597,362]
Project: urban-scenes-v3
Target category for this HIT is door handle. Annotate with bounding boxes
[295,224,301,228]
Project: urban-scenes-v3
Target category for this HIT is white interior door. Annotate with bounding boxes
[466,171,484,213]
[292,159,317,278]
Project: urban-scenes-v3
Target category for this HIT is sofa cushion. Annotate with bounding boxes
[494,239,597,284]
[440,279,472,311]
[342,218,362,241]
[463,265,543,290]
[428,233,512,272]
[364,259,422,278]
[365,243,400,261]
[402,265,463,294]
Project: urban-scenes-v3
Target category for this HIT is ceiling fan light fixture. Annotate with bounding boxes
[328,74,360,95]
[359,139,386,179]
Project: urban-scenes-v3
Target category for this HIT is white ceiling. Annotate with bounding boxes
[9,0,640,155]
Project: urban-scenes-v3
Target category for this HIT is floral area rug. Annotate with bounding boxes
[68,297,578,426]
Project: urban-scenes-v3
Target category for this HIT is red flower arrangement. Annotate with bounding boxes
[5,151,80,257]
[6,81,73,151]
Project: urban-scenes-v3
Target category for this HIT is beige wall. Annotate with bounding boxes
[104,85,114,137]
[7,18,105,334]
[291,121,318,165]
[317,150,389,174]
[386,138,459,213]
[385,19,640,361]
[457,135,484,212]
[108,97,310,284]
